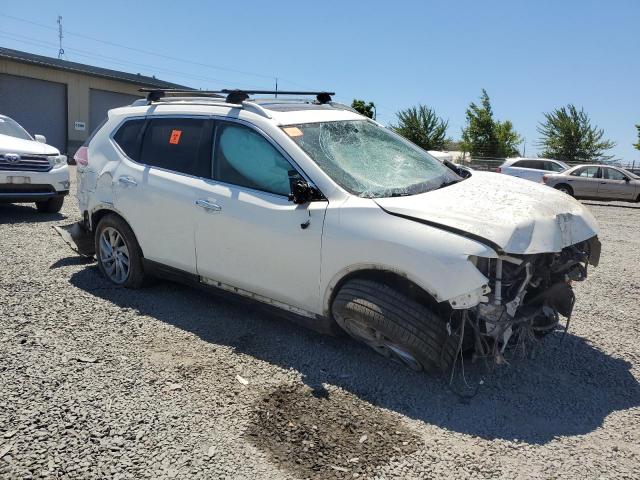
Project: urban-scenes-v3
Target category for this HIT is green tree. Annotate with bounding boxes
[537,105,615,162]
[634,124,640,151]
[351,99,376,119]
[494,120,522,158]
[461,89,522,158]
[391,104,449,151]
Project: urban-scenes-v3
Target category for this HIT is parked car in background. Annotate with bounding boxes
[498,157,569,183]
[543,164,640,202]
[0,114,69,213]
[59,89,601,374]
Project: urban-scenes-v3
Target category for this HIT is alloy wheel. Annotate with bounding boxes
[99,227,131,284]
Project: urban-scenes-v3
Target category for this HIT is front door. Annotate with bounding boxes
[194,121,327,314]
[598,167,636,200]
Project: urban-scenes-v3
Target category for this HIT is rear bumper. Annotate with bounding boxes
[0,166,70,202]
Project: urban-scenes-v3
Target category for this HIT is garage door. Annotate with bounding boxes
[90,89,141,132]
[0,73,67,153]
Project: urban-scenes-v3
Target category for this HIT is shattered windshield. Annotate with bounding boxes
[284,120,461,198]
[0,116,32,141]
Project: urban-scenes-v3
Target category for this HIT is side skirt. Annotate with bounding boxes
[141,259,340,336]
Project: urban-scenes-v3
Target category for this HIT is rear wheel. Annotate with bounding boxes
[554,184,573,196]
[95,214,146,288]
[331,279,458,372]
[35,196,64,213]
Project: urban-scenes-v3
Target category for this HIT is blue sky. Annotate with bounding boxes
[1,0,639,162]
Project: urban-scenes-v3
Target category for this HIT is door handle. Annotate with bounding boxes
[118,176,137,187]
[195,199,222,212]
[599,182,607,184]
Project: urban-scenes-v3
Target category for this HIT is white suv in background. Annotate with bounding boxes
[0,114,69,213]
[498,157,569,183]
[62,89,601,374]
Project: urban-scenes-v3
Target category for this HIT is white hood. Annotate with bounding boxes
[0,134,59,156]
[375,171,599,255]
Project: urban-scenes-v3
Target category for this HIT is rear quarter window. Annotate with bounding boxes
[113,119,145,160]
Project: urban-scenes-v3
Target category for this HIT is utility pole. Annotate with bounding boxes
[57,15,65,59]
[275,77,278,98]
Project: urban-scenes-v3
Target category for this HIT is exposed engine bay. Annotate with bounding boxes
[460,236,601,364]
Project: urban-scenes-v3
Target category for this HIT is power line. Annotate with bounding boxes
[0,13,283,82]
[0,31,267,89]
[0,13,397,115]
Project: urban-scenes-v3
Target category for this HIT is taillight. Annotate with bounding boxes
[496,167,502,173]
[74,146,89,166]
[542,175,548,183]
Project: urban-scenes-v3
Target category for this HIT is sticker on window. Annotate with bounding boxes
[169,129,182,144]
[283,126,303,138]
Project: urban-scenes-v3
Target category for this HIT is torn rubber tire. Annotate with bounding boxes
[35,196,64,213]
[95,214,147,289]
[331,279,458,372]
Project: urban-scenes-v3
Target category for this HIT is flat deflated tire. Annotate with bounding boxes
[331,279,458,372]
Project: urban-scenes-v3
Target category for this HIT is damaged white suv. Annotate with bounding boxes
[63,89,601,373]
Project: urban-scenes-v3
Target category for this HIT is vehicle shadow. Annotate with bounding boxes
[0,203,66,224]
[69,265,640,445]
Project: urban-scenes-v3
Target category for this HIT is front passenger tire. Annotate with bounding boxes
[95,214,146,288]
[35,196,64,213]
[331,279,459,372]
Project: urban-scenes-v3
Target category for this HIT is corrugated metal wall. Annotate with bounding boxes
[89,88,141,132]
[0,73,67,152]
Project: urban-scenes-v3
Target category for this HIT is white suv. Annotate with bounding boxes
[0,114,69,213]
[499,157,569,183]
[66,89,601,373]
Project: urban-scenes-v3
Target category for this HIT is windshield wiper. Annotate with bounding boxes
[438,179,461,189]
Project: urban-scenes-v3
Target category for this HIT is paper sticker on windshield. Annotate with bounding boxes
[283,127,303,138]
[169,129,182,144]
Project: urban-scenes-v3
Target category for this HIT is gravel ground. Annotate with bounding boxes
[1,169,639,479]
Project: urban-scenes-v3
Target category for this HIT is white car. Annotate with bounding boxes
[498,157,569,183]
[0,114,69,213]
[62,89,601,373]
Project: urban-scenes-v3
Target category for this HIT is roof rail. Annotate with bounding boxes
[139,88,335,105]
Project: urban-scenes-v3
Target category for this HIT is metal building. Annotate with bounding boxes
[0,47,186,155]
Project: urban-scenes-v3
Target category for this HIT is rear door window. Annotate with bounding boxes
[512,160,533,169]
[545,161,566,172]
[139,117,213,178]
[513,160,545,170]
[573,166,600,178]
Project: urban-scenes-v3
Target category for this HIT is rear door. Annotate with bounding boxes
[194,120,327,314]
[567,166,601,197]
[598,167,636,200]
[113,116,213,273]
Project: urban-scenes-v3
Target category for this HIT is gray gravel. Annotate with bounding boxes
[1,168,639,479]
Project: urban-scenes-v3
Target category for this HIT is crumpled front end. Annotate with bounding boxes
[463,235,600,362]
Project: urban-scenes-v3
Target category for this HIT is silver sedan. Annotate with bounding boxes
[543,164,640,202]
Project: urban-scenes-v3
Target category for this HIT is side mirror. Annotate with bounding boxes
[288,171,322,204]
[34,134,47,144]
[625,177,630,183]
